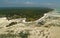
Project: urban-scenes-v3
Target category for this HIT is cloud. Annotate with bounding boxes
[0,0,60,7]
[25,1,33,4]
[40,3,60,8]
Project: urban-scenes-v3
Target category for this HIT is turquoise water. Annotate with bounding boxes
[55,8,60,12]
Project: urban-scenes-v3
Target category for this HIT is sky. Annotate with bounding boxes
[0,0,60,8]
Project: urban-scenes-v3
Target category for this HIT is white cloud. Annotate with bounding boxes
[40,3,54,5]
[24,1,33,4]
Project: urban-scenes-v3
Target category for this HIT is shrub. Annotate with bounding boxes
[0,34,17,38]
[6,22,17,27]
[19,31,30,38]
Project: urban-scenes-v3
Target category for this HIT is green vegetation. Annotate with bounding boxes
[19,31,30,38]
[0,30,30,38]
[0,34,17,38]
[6,22,17,27]
[0,7,54,21]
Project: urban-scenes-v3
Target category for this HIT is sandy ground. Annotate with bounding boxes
[0,11,60,38]
[0,21,60,38]
[50,26,60,38]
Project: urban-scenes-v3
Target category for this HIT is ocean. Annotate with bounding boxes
[56,8,60,12]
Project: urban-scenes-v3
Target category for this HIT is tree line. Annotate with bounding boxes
[0,7,54,21]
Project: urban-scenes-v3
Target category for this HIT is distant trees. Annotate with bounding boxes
[0,7,54,21]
